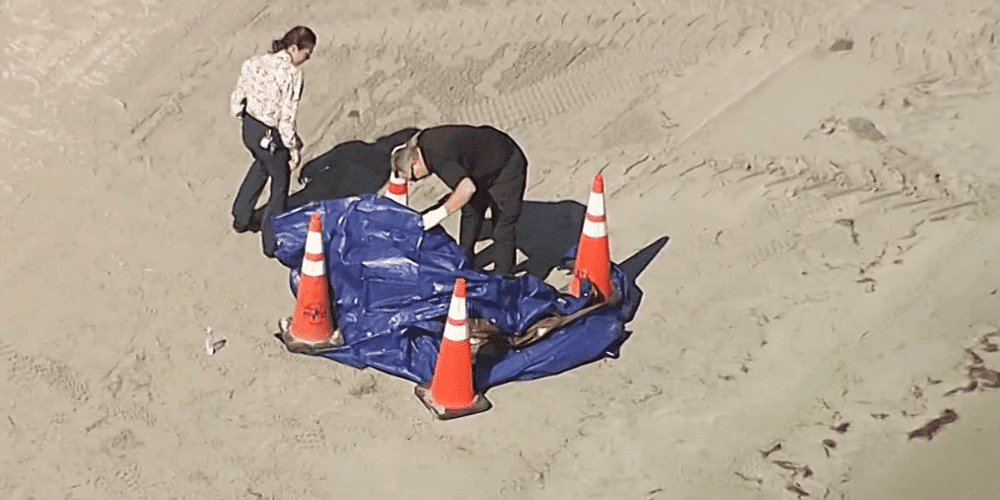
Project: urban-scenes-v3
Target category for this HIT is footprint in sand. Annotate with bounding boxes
[845,117,887,143]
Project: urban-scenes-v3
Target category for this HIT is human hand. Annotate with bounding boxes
[421,206,449,230]
[289,148,300,171]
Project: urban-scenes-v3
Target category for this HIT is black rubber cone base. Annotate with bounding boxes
[276,317,344,355]
[414,384,492,420]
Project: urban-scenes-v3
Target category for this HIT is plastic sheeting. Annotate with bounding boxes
[271,194,639,391]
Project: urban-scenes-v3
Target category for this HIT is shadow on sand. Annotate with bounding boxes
[245,129,669,291]
[247,127,418,231]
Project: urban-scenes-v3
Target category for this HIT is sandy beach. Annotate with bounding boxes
[2,0,999,498]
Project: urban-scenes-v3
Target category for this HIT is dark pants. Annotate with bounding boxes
[232,114,290,258]
[459,147,527,276]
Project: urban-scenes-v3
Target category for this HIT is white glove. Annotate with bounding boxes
[421,206,449,230]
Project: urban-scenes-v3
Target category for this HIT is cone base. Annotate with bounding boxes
[277,317,344,355]
[561,262,622,306]
[414,384,492,420]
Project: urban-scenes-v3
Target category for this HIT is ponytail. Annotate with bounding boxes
[271,26,317,54]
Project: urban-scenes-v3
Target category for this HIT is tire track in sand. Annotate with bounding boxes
[453,3,813,130]
[603,0,1000,275]
[0,0,271,288]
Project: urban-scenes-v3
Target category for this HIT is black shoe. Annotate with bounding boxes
[233,219,250,234]
[262,238,278,259]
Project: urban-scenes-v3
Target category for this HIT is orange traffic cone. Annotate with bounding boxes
[277,212,344,353]
[414,277,492,420]
[569,173,614,301]
[384,172,408,207]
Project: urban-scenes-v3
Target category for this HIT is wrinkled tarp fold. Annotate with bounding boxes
[272,194,638,391]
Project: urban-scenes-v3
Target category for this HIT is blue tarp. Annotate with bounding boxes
[271,194,639,391]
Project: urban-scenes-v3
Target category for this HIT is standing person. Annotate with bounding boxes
[391,125,528,277]
[229,26,316,258]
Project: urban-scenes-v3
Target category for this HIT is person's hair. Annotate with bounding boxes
[271,26,317,53]
[391,132,422,180]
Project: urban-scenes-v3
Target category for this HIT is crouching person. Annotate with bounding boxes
[391,125,528,277]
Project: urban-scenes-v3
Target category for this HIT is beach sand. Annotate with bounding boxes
[2,0,999,498]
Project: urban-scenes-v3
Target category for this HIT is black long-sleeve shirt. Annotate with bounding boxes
[417,125,521,189]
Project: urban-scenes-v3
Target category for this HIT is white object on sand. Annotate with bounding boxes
[205,326,227,355]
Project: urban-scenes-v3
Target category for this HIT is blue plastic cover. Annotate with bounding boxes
[271,194,638,391]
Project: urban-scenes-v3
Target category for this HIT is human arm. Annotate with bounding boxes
[422,177,476,229]
[278,70,304,169]
[229,60,250,118]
